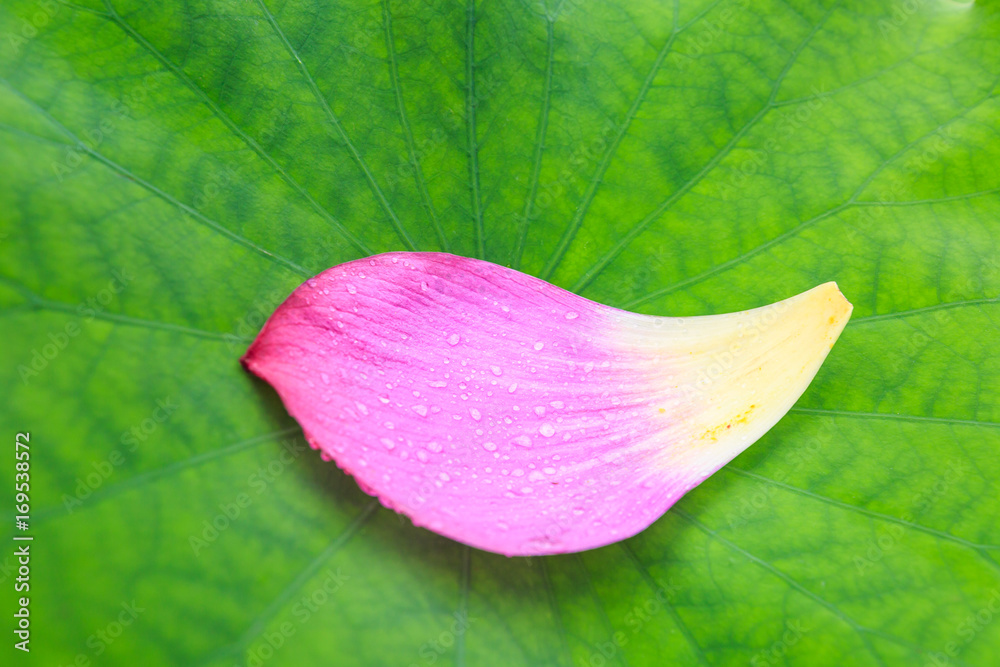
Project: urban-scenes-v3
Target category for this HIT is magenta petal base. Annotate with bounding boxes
[242,252,852,556]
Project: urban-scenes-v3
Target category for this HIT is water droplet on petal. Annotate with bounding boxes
[512,435,532,448]
[490,365,503,376]
[380,438,395,450]
[533,341,544,351]
[482,441,497,452]
[346,284,357,294]
[469,408,482,421]
[412,404,428,417]
[539,423,556,437]
[447,333,461,346]
[565,311,578,320]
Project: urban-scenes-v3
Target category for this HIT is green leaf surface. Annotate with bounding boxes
[2,0,998,665]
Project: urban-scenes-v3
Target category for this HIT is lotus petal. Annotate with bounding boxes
[242,252,852,556]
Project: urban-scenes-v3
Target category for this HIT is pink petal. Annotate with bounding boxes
[242,252,852,556]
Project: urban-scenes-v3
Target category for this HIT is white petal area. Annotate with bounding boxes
[614,282,853,480]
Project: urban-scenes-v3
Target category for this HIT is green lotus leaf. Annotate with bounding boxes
[1,0,998,665]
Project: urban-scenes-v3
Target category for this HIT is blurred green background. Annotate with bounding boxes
[1,0,998,665]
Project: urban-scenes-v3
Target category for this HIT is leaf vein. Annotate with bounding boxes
[540,0,690,280]
[252,0,416,250]
[723,466,1000,554]
[383,0,449,252]
[621,541,710,666]
[0,78,311,278]
[513,13,557,269]
[675,509,889,667]
[573,1,840,294]
[30,427,299,524]
[101,0,371,255]
[788,407,1000,428]
[466,0,485,259]
[205,500,379,665]
[618,91,997,308]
